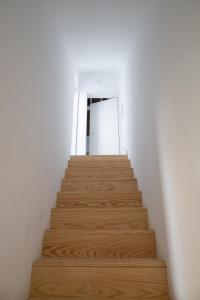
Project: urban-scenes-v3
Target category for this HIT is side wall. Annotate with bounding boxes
[0,1,74,299]
[119,0,169,260]
[155,2,200,300]
[120,1,200,299]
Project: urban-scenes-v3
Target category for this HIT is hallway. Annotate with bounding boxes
[0,1,200,300]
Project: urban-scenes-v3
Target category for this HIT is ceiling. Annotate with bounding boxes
[52,0,148,73]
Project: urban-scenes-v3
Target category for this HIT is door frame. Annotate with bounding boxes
[71,95,122,155]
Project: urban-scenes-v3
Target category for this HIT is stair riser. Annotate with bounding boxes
[57,199,141,208]
[29,297,170,300]
[28,296,171,300]
[56,192,142,208]
[65,169,134,181]
[51,210,148,230]
[68,161,130,168]
[42,231,156,258]
[31,266,168,298]
[61,180,137,193]
[70,155,128,160]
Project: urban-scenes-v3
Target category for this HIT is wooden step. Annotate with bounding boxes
[70,155,128,160]
[65,168,134,181]
[51,208,148,230]
[42,230,156,258]
[28,154,170,298]
[29,297,170,300]
[32,257,166,267]
[30,258,169,299]
[61,180,138,193]
[29,298,170,300]
[56,192,142,207]
[68,160,131,169]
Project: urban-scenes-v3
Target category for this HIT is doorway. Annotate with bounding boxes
[71,72,122,156]
[86,97,120,155]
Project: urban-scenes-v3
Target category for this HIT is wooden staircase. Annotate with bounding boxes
[28,155,169,300]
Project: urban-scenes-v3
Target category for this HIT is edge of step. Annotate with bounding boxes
[51,207,147,213]
[29,297,170,300]
[70,155,128,159]
[33,257,167,268]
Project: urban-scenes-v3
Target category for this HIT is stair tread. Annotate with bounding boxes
[51,207,148,230]
[28,296,170,300]
[52,207,146,212]
[29,297,170,300]
[34,257,166,267]
[45,229,154,234]
[42,229,156,259]
[71,155,128,159]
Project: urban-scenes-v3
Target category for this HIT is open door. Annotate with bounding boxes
[89,98,120,155]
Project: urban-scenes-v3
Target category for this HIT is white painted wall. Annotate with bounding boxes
[79,72,118,98]
[155,3,200,299]
[71,75,79,155]
[120,1,200,299]
[119,0,169,260]
[75,92,88,155]
[0,1,75,299]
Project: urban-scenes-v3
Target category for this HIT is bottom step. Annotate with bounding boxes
[29,297,170,300]
[30,258,169,299]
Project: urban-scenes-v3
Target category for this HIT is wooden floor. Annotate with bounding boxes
[28,155,170,299]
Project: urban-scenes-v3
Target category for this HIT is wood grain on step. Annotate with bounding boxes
[28,156,170,299]
[65,168,134,181]
[42,230,156,258]
[30,263,168,298]
[56,191,142,207]
[51,208,148,230]
[68,160,131,169]
[29,297,170,300]
[33,257,167,267]
[61,180,138,193]
[70,155,128,160]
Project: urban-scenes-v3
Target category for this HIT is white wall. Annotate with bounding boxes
[120,1,200,299]
[79,72,118,98]
[155,2,200,299]
[0,1,75,299]
[71,74,79,155]
[119,0,169,260]
[76,92,88,155]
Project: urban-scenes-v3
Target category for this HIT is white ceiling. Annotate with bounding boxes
[53,0,147,73]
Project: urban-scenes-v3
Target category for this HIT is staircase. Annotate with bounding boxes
[28,155,169,300]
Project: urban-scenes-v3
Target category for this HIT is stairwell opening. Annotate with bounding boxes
[71,72,122,156]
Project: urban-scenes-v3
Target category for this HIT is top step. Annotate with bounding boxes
[68,160,130,169]
[71,155,128,161]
